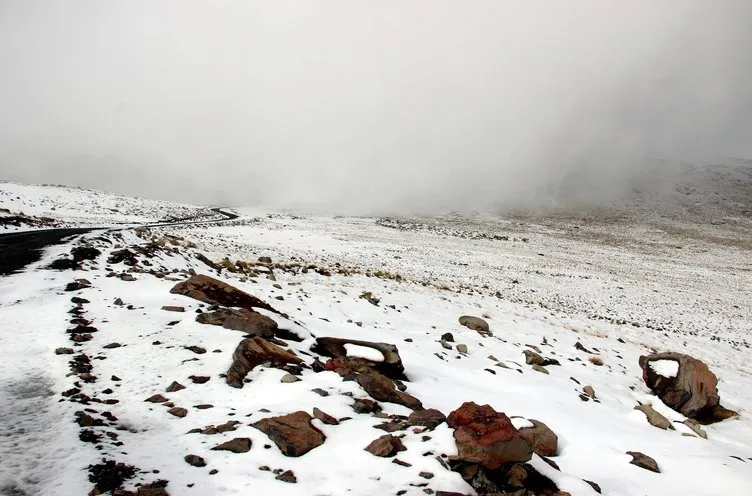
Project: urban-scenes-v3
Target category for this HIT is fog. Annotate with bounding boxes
[1,1,751,213]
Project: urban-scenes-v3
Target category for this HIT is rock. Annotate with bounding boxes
[275,470,297,483]
[359,291,380,306]
[626,451,660,473]
[375,420,407,432]
[311,388,329,397]
[184,454,206,467]
[145,394,169,403]
[364,434,407,457]
[683,419,708,439]
[407,409,447,430]
[447,402,532,470]
[419,472,434,479]
[226,337,302,388]
[583,386,596,398]
[185,345,206,354]
[353,398,381,414]
[312,337,406,380]
[456,344,468,354]
[517,419,558,456]
[167,407,188,418]
[102,343,122,349]
[532,364,549,374]
[252,411,326,457]
[161,306,185,312]
[280,374,300,383]
[223,311,278,338]
[189,375,210,384]
[634,404,674,430]
[439,340,453,350]
[71,296,90,304]
[55,347,75,355]
[166,381,186,392]
[211,437,252,453]
[170,274,279,314]
[639,352,736,422]
[313,407,339,425]
[356,372,423,411]
[458,316,491,336]
[258,256,272,264]
[441,332,454,342]
[65,279,91,291]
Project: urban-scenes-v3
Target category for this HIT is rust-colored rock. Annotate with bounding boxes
[313,407,339,425]
[252,411,326,457]
[355,372,423,411]
[447,402,532,470]
[517,419,558,457]
[364,434,407,457]
[226,337,302,388]
[211,437,252,453]
[171,274,278,314]
[639,352,736,423]
[312,337,406,380]
[223,311,278,338]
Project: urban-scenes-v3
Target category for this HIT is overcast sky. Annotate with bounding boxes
[1,1,751,213]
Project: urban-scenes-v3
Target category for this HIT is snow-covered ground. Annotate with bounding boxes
[0,172,750,496]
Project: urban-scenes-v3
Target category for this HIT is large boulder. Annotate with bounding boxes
[226,337,302,388]
[252,411,326,457]
[639,352,737,423]
[447,402,533,470]
[312,337,406,380]
[171,274,279,314]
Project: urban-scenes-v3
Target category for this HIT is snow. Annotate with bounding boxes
[0,182,751,496]
[649,360,680,378]
[344,344,385,362]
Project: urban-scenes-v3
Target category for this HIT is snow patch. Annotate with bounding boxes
[649,359,679,378]
[344,344,385,362]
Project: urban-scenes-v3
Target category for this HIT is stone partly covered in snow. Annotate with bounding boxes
[634,403,674,430]
[458,315,491,336]
[517,419,558,457]
[355,371,423,411]
[639,352,738,423]
[312,337,406,380]
[226,337,302,388]
[252,411,326,457]
[170,274,279,314]
[407,408,447,430]
[627,451,660,473]
[211,437,252,453]
[223,310,278,338]
[364,434,407,457]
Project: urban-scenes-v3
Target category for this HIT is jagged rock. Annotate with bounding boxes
[167,407,188,418]
[407,409,447,430]
[458,316,491,336]
[170,274,279,314]
[364,434,406,457]
[211,437,252,453]
[356,372,423,411]
[447,402,532,470]
[275,470,297,483]
[634,404,674,430]
[184,454,206,467]
[312,337,406,380]
[375,420,407,432]
[353,398,381,414]
[639,352,737,423]
[189,375,210,384]
[226,337,302,388]
[166,381,186,393]
[65,279,91,291]
[313,407,339,425]
[683,419,708,439]
[253,411,326,457]
[145,394,169,403]
[518,420,558,456]
[626,451,660,473]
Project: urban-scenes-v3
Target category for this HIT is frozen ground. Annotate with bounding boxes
[0,166,750,495]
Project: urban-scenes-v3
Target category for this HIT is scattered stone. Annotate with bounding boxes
[458,316,491,336]
[419,472,434,479]
[223,310,278,338]
[194,404,213,410]
[356,371,423,410]
[518,419,558,456]
[65,279,91,292]
[365,434,407,457]
[634,404,674,430]
[226,337,302,388]
[441,333,454,342]
[532,364,549,374]
[145,394,169,403]
[583,386,596,398]
[359,291,380,306]
[184,345,206,354]
[167,407,188,418]
[162,305,185,312]
[439,341,453,350]
[170,274,279,314]
[87,459,136,494]
[252,411,326,457]
[353,398,381,414]
[184,455,206,467]
[166,381,186,393]
[683,419,708,439]
[313,407,339,425]
[190,375,210,384]
[392,458,412,467]
[275,470,297,483]
[211,437,252,453]
[280,374,300,384]
[55,347,75,355]
[71,296,90,304]
[103,342,122,349]
[312,337,406,380]
[311,388,329,397]
[407,409,447,430]
[456,344,468,354]
[626,451,660,473]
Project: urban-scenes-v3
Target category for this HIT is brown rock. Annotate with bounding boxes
[313,407,339,425]
[353,398,381,414]
[145,394,169,403]
[211,437,252,453]
[275,470,297,483]
[184,454,206,467]
[223,311,278,338]
[171,274,279,314]
[364,434,407,457]
[517,419,558,456]
[167,407,188,418]
[355,372,423,411]
[634,404,674,430]
[458,316,491,336]
[226,337,302,388]
[252,411,326,457]
[166,381,185,393]
[408,409,447,430]
[162,306,185,312]
[626,451,660,473]
[447,402,533,470]
[639,352,735,422]
[313,337,406,380]
[190,375,210,384]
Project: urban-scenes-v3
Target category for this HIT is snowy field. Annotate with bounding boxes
[0,173,750,496]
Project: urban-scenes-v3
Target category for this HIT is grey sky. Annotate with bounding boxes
[1,1,751,213]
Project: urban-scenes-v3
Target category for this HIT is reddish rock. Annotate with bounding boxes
[447,402,532,470]
[355,372,423,411]
[171,274,279,314]
[167,407,188,418]
[145,394,168,403]
[364,434,407,457]
[252,411,326,457]
[313,407,339,425]
[211,437,252,453]
[408,409,447,430]
[312,337,406,380]
[223,311,278,338]
[166,381,185,393]
[226,337,302,388]
[639,352,736,422]
[517,419,558,457]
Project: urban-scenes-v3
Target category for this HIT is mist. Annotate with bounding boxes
[1,1,751,214]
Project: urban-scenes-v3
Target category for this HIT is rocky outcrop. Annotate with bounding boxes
[312,337,406,380]
[226,337,302,388]
[639,352,738,423]
[170,274,279,314]
[252,411,326,457]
